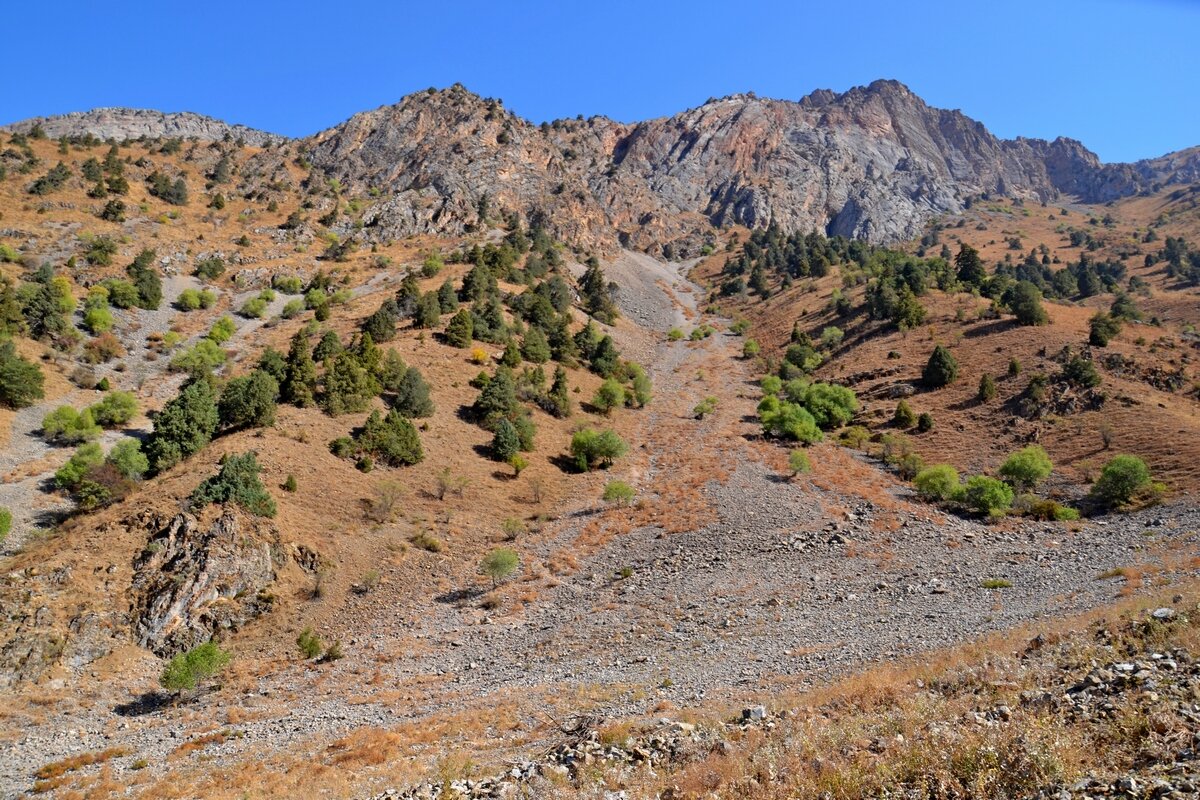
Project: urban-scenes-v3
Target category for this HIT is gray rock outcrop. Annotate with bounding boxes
[1,107,284,146]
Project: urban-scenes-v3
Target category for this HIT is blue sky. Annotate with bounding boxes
[3,0,1196,163]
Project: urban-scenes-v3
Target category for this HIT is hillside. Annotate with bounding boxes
[0,92,1197,800]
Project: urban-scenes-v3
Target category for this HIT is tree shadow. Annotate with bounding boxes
[550,453,582,474]
[962,319,1015,339]
[114,691,174,717]
[434,586,484,606]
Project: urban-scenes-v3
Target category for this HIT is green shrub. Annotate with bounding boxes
[788,449,812,476]
[963,475,1014,517]
[283,474,297,492]
[170,339,227,375]
[602,480,635,506]
[570,428,627,471]
[998,445,1053,492]
[358,409,424,466]
[667,328,684,342]
[592,378,625,416]
[978,374,997,402]
[922,345,958,388]
[218,371,279,430]
[913,464,960,501]
[281,298,305,319]
[1061,355,1101,389]
[297,628,323,659]
[239,297,268,319]
[480,548,519,588]
[106,438,148,480]
[893,400,917,428]
[55,442,104,489]
[758,395,822,444]
[0,507,10,541]
[916,412,934,433]
[272,275,304,294]
[190,451,276,517]
[207,316,237,344]
[42,406,102,443]
[796,382,857,429]
[1089,312,1121,347]
[1090,454,1152,508]
[145,379,219,473]
[160,641,231,693]
[89,391,138,427]
[742,339,760,359]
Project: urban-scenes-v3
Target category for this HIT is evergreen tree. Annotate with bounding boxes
[146,378,219,473]
[500,338,522,368]
[521,327,551,364]
[955,243,987,287]
[281,331,317,407]
[543,365,572,418]
[491,418,520,463]
[393,366,434,418]
[437,279,458,313]
[361,304,397,343]
[312,330,342,363]
[590,335,620,377]
[1005,280,1048,326]
[218,370,279,430]
[445,308,474,348]
[922,345,959,388]
[474,365,519,421]
[322,352,375,415]
[580,257,618,323]
[359,409,424,466]
[0,339,44,409]
[414,291,441,329]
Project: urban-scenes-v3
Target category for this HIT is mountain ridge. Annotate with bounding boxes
[5,81,1198,252]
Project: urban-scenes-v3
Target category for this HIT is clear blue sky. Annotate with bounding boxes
[3,0,1196,163]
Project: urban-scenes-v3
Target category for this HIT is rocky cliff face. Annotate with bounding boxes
[305,82,1198,253]
[1,108,283,146]
[8,83,1197,252]
[129,510,279,657]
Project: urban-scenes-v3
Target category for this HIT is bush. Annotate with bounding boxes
[273,275,303,294]
[170,339,227,375]
[1089,312,1121,347]
[85,392,135,429]
[922,345,958,388]
[1090,454,1152,508]
[592,378,625,416]
[480,548,519,588]
[0,507,10,541]
[916,412,935,433]
[106,438,148,480]
[239,297,268,319]
[913,464,960,501]
[797,382,857,429]
[978,374,997,402]
[190,452,276,517]
[1006,281,1049,326]
[358,409,424,466]
[788,449,811,476]
[1061,355,1101,389]
[893,400,917,429]
[297,628,323,659]
[160,641,231,693]
[742,339,760,359]
[998,445,1053,492]
[667,328,684,342]
[963,475,1014,517]
[207,316,237,345]
[218,371,279,430]
[321,352,375,416]
[758,396,822,444]
[0,340,44,409]
[570,428,627,471]
[42,405,102,443]
[693,396,718,419]
[491,419,521,463]
[602,480,635,506]
[55,442,104,489]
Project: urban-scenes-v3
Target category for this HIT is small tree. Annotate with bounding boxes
[445,308,474,348]
[480,548,519,589]
[218,371,279,430]
[359,410,424,466]
[297,628,323,659]
[977,373,997,403]
[1006,281,1049,326]
[742,339,761,359]
[392,367,434,417]
[146,379,219,474]
[893,400,917,429]
[592,378,625,416]
[160,641,231,694]
[922,346,958,388]
[1090,454,1153,508]
[916,412,935,433]
[0,340,44,409]
[570,428,627,471]
[190,452,277,517]
[998,445,1053,492]
[491,418,521,463]
[1089,312,1121,347]
[788,449,812,477]
[602,480,635,506]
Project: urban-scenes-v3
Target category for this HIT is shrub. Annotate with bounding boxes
[321,352,375,416]
[1061,355,1101,389]
[788,449,811,476]
[82,304,114,334]
[1090,454,1152,508]
[602,480,635,506]
[838,425,871,448]
[90,391,138,427]
[480,548,519,588]
[978,374,997,402]
[207,316,237,345]
[190,452,276,517]
[160,641,231,693]
[297,628,322,659]
[758,396,822,444]
[1006,281,1049,326]
[105,438,148,480]
[913,464,960,501]
[693,396,718,419]
[742,339,760,359]
[592,378,625,416]
[760,375,782,396]
[667,328,684,342]
[491,419,521,463]
[0,507,10,541]
[1008,358,1021,378]
[0,340,44,408]
[170,339,226,375]
[43,406,102,443]
[922,346,958,388]
[916,412,934,433]
[797,382,857,429]
[570,428,627,471]
[55,443,104,489]
[963,475,1014,517]
[281,298,305,319]
[358,409,424,466]
[998,445,1053,492]
[218,370,279,430]
[239,297,268,319]
[819,326,844,348]
[1089,312,1121,347]
[893,400,917,428]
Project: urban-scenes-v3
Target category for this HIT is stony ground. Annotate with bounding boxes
[1,252,1198,799]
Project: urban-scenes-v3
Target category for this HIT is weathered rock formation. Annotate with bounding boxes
[129,510,279,657]
[1,107,283,146]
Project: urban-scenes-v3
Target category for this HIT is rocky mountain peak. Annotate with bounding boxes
[1,107,284,146]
